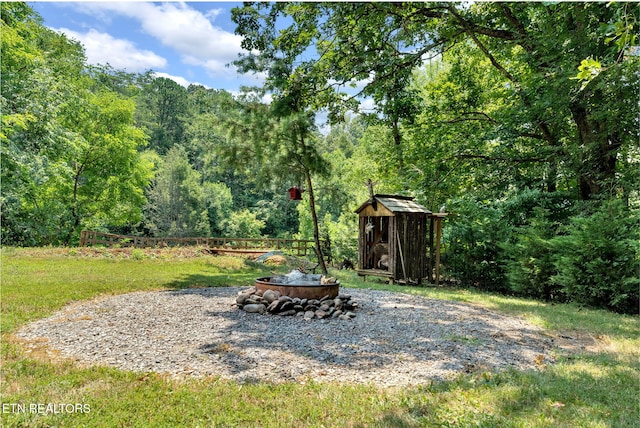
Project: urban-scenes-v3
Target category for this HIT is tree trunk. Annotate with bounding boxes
[304,168,328,275]
[63,167,83,246]
[571,103,621,200]
[391,117,404,169]
[546,159,558,193]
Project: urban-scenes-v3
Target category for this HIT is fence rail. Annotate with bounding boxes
[79,230,315,256]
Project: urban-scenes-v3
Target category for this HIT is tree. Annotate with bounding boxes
[58,90,153,244]
[1,3,152,245]
[220,2,336,271]
[232,2,639,202]
[145,145,210,238]
[221,209,265,239]
[137,76,189,155]
[203,181,234,236]
[405,44,558,205]
[214,90,330,273]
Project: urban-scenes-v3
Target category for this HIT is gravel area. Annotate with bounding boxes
[17,287,558,387]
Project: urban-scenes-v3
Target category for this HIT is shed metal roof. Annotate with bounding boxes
[356,194,431,214]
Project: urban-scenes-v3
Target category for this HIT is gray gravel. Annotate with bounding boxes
[16,287,557,386]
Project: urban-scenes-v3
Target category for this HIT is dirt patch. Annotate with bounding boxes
[262,255,288,266]
[553,330,607,353]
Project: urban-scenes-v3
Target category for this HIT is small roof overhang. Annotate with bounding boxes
[355,194,431,215]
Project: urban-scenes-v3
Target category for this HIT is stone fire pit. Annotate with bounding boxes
[255,270,339,300]
[236,270,355,320]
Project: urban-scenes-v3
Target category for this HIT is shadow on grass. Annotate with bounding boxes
[364,354,640,427]
[164,271,262,290]
[162,255,288,290]
[336,270,640,342]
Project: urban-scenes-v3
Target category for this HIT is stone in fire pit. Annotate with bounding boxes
[256,270,340,300]
[236,270,357,320]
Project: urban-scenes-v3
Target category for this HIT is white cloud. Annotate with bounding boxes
[152,72,199,88]
[74,2,246,78]
[56,27,167,72]
[229,90,272,105]
[359,97,377,114]
[204,8,224,21]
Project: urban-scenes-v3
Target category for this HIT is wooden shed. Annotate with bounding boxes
[355,194,431,284]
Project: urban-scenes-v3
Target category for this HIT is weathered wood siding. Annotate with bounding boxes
[358,216,366,270]
[356,195,430,284]
[392,213,427,282]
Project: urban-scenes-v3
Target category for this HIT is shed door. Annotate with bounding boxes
[362,216,390,270]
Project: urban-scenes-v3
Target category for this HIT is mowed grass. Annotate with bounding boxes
[1,247,638,427]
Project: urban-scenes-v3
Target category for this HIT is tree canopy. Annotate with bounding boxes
[232,2,639,202]
[1,3,153,245]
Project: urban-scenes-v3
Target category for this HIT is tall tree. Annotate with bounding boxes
[231,3,348,273]
[215,90,330,274]
[145,145,210,238]
[58,90,153,244]
[232,2,639,201]
[1,3,152,245]
[137,76,188,155]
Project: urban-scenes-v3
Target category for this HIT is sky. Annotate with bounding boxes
[30,1,262,93]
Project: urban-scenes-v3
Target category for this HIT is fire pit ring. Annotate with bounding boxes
[255,277,339,300]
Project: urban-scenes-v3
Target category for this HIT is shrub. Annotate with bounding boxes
[131,249,146,260]
[443,193,638,314]
[221,209,265,238]
[501,191,575,302]
[552,199,640,314]
[325,212,358,267]
[444,198,510,291]
[503,209,565,302]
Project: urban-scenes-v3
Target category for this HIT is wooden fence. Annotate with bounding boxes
[79,230,315,256]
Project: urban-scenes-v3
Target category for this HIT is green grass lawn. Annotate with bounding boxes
[1,247,638,427]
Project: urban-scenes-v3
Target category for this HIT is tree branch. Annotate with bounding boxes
[442,111,499,125]
[499,4,529,39]
[447,5,558,149]
[447,153,550,164]
[447,5,518,83]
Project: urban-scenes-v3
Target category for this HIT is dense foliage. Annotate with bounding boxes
[1,3,153,245]
[1,3,638,312]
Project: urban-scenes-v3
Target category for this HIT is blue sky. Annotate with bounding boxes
[30,2,262,93]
